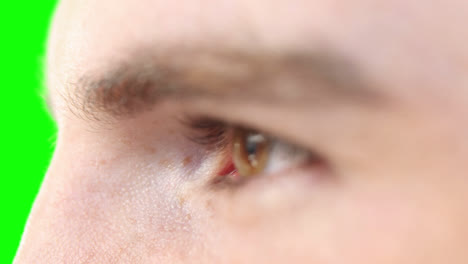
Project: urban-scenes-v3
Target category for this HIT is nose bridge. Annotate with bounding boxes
[13,146,139,263]
[13,168,101,263]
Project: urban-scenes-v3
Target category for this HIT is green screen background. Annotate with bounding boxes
[1,1,58,262]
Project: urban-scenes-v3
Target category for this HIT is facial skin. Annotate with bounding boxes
[14,0,468,263]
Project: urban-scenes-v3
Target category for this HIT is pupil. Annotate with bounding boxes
[246,140,257,155]
[245,133,267,166]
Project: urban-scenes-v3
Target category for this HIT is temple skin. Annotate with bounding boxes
[14,0,468,263]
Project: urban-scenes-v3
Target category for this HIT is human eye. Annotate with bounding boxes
[184,117,327,187]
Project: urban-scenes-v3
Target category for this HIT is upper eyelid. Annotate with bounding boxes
[182,116,293,154]
[181,114,317,158]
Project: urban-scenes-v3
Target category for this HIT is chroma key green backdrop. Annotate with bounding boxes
[0,1,58,262]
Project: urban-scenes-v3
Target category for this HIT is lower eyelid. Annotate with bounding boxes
[209,140,316,188]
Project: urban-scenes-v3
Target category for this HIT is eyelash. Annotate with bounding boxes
[184,117,231,149]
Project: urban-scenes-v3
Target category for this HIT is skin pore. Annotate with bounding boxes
[14,0,468,263]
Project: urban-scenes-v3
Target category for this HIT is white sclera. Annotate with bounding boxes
[263,140,310,174]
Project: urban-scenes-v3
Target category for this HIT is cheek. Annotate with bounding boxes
[17,142,203,263]
[321,185,468,264]
[194,179,468,264]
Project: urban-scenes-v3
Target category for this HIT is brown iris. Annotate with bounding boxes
[232,127,271,177]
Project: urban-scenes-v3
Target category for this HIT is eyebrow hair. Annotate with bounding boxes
[62,48,383,121]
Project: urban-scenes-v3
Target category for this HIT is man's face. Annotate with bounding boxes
[14,0,468,263]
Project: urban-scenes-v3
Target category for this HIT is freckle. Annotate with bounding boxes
[205,199,214,211]
[178,196,186,206]
[158,159,170,167]
[147,146,157,154]
[120,138,131,145]
[98,159,107,165]
[183,156,192,167]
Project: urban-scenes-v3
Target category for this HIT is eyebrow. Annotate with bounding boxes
[60,48,383,121]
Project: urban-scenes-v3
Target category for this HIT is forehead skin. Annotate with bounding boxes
[47,0,468,113]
